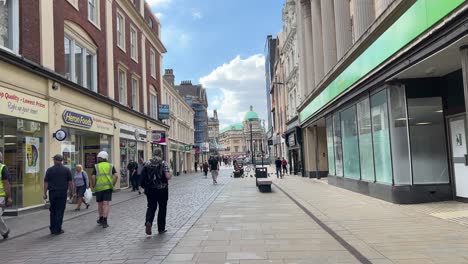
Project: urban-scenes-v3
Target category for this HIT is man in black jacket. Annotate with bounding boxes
[140,148,172,235]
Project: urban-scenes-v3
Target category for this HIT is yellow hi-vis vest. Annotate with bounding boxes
[94,162,114,193]
[0,164,5,197]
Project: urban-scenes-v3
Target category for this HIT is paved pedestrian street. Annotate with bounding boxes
[4,169,468,264]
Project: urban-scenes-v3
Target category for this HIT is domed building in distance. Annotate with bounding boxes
[219,106,267,160]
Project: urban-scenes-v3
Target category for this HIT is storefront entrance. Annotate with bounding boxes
[448,116,468,199]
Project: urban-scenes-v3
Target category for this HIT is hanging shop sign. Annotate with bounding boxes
[53,129,68,141]
[60,106,114,135]
[0,86,49,123]
[288,134,296,147]
[158,104,170,120]
[151,130,167,144]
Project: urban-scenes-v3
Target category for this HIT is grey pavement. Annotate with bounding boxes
[0,168,231,264]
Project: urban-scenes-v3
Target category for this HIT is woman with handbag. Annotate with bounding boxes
[73,164,90,211]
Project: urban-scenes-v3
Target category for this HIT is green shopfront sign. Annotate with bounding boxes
[299,0,465,123]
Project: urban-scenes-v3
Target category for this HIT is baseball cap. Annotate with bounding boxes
[52,154,64,161]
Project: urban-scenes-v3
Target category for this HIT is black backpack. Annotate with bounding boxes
[143,161,166,189]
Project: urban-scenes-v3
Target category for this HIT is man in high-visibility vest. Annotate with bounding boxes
[91,151,118,228]
[0,152,12,239]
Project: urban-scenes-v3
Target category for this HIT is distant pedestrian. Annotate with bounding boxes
[209,156,219,184]
[202,162,209,178]
[194,161,198,172]
[282,158,288,175]
[128,159,138,192]
[0,152,12,239]
[275,157,282,179]
[141,148,172,235]
[44,154,74,235]
[137,158,145,195]
[92,151,118,228]
[73,164,90,211]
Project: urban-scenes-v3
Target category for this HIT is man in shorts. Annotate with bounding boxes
[92,151,118,228]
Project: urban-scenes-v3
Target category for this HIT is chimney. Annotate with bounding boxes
[163,69,175,86]
[181,80,192,85]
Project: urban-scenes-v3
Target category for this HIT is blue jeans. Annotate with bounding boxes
[276,167,282,178]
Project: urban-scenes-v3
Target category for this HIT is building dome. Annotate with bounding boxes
[244,106,259,121]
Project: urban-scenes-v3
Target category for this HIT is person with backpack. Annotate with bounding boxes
[73,164,90,211]
[202,161,209,178]
[140,148,172,235]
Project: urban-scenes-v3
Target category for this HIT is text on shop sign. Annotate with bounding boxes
[63,111,93,128]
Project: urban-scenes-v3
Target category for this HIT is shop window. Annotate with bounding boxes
[388,85,412,185]
[88,0,99,27]
[0,119,44,209]
[341,106,360,180]
[325,117,335,175]
[333,114,343,176]
[407,97,449,184]
[371,90,393,184]
[116,12,125,51]
[357,98,375,182]
[64,35,97,91]
[118,68,127,105]
[0,0,19,53]
[130,26,138,61]
[150,48,156,78]
[131,77,139,111]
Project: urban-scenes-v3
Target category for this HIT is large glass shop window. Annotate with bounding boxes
[0,119,45,208]
[325,117,335,175]
[371,91,393,184]
[357,98,375,182]
[341,106,360,180]
[333,114,343,176]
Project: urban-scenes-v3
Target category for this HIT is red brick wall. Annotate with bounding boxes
[146,39,162,114]
[113,2,143,111]
[19,0,41,64]
[53,0,108,96]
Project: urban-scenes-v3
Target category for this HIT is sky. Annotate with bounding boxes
[148,0,284,129]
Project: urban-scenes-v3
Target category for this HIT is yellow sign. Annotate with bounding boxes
[0,87,48,123]
[59,105,114,135]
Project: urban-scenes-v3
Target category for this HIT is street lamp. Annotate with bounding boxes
[250,122,255,168]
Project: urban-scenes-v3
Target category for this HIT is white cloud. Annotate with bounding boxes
[154,12,163,19]
[146,0,172,7]
[201,55,267,129]
[192,10,202,20]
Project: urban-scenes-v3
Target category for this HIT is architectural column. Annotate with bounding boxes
[320,0,337,75]
[295,0,307,102]
[302,0,315,95]
[310,0,324,86]
[334,0,352,59]
[141,35,148,114]
[351,0,375,42]
[105,0,115,99]
[39,0,55,69]
[374,0,393,17]
[459,46,468,148]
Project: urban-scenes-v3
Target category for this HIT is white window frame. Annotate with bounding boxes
[149,88,158,119]
[116,11,125,51]
[0,0,19,54]
[131,76,139,111]
[150,48,156,78]
[130,25,138,62]
[118,67,127,105]
[66,0,79,10]
[64,35,98,92]
[87,0,100,29]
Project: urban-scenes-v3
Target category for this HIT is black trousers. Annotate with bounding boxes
[145,188,168,231]
[49,190,67,233]
[131,173,140,190]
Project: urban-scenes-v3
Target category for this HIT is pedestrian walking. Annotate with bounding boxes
[91,151,118,228]
[43,154,74,235]
[141,148,172,235]
[282,158,288,175]
[73,164,90,211]
[0,152,12,239]
[194,161,198,172]
[128,159,138,192]
[202,161,209,178]
[209,156,219,184]
[275,157,282,179]
[136,158,145,195]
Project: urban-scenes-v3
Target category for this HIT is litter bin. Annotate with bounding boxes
[255,167,268,178]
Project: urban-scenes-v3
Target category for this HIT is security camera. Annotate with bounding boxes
[52,82,59,90]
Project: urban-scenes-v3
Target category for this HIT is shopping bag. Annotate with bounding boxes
[84,188,93,203]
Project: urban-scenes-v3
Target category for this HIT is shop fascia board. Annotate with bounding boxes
[0,49,169,130]
[300,6,468,128]
[298,0,467,124]
[297,0,412,114]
